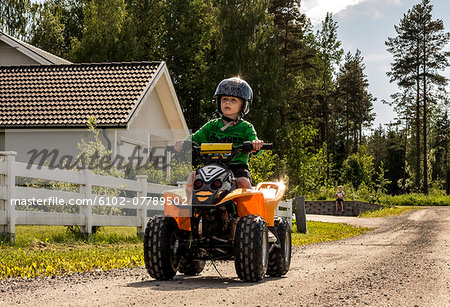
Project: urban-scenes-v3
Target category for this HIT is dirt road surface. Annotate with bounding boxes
[1,207,449,307]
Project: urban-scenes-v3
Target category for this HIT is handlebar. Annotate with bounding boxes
[167,141,272,165]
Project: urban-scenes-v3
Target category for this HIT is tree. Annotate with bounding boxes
[341,145,374,191]
[29,2,66,58]
[0,0,30,39]
[312,13,343,147]
[431,109,449,193]
[214,0,283,143]
[386,0,450,193]
[268,0,318,152]
[160,0,216,131]
[69,0,130,62]
[336,50,375,153]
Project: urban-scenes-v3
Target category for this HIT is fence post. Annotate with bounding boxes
[287,199,293,230]
[0,152,17,245]
[136,175,148,237]
[295,196,307,234]
[80,169,93,240]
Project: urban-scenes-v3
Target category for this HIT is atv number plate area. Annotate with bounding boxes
[200,143,233,154]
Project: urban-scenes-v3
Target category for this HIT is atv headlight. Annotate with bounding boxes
[211,179,222,190]
[194,179,203,190]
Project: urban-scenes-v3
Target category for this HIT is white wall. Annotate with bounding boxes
[0,41,40,66]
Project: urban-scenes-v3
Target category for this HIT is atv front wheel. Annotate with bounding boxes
[234,214,269,282]
[178,256,206,276]
[144,216,180,280]
[267,217,291,276]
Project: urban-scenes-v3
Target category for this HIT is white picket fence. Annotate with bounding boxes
[0,151,292,245]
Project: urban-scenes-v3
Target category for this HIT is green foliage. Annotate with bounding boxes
[6,0,449,198]
[0,222,369,279]
[335,50,375,151]
[341,145,374,190]
[0,0,30,38]
[291,220,371,246]
[0,226,143,279]
[284,126,334,198]
[70,0,129,62]
[385,0,450,193]
[29,1,67,57]
[358,206,423,218]
[381,192,450,207]
[248,150,283,185]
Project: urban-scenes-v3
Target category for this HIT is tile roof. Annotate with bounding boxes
[0,62,163,128]
[0,31,72,65]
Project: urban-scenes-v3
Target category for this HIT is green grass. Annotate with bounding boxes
[0,226,143,279]
[381,193,449,206]
[291,220,371,246]
[1,221,371,279]
[358,206,423,218]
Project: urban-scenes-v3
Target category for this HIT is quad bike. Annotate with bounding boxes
[143,141,291,282]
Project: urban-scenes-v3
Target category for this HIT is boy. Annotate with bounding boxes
[335,186,345,212]
[175,77,263,190]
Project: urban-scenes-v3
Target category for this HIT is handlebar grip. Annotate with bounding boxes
[262,143,273,150]
[166,145,175,152]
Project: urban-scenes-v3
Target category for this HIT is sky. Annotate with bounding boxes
[299,0,450,130]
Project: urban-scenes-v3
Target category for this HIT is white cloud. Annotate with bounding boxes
[300,0,368,25]
[300,0,404,25]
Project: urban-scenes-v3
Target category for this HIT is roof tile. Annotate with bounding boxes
[0,62,162,127]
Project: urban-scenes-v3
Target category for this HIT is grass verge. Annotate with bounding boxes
[292,220,371,246]
[2,222,371,279]
[358,206,424,218]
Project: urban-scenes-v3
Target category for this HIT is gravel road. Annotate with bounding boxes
[1,206,449,307]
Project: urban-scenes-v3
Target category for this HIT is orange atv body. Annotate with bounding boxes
[164,182,286,231]
[144,142,291,282]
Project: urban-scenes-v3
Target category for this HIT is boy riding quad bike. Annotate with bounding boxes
[143,141,291,282]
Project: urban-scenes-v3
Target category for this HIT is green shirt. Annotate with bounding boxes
[187,118,258,165]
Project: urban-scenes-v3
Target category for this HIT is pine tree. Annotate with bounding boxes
[336,50,375,153]
[313,13,343,146]
[386,0,450,193]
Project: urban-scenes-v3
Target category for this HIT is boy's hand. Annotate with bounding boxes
[174,140,184,152]
[252,140,264,152]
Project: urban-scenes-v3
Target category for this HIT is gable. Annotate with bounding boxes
[0,31,71,65]
[0,41,41,66]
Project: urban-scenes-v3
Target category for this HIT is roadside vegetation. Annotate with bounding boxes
[358,206,424,218]
[1,221,369,279]
[292,221,371,246]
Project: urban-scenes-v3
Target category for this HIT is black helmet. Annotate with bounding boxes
[214,77,253,116]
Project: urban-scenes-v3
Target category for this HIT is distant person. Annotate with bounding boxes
[335,186,345,212]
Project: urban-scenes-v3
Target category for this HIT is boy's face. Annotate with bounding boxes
[221,96,243,119]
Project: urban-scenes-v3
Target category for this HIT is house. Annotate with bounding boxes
[0,31,189,169]
[0,31,72,65]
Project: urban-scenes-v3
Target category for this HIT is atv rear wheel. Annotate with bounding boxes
[143,216,180,280]
[267,217,291,276]
[178,256,206,276]
[234,214,269,282]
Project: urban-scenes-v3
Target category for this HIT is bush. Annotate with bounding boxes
[381,193,450,206]
[248,150,284,185]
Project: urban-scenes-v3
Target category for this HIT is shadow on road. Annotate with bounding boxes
[126,275,286,291]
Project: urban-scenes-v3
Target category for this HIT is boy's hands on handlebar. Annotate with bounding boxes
[252,139,264,152]
[174,139,264,152]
